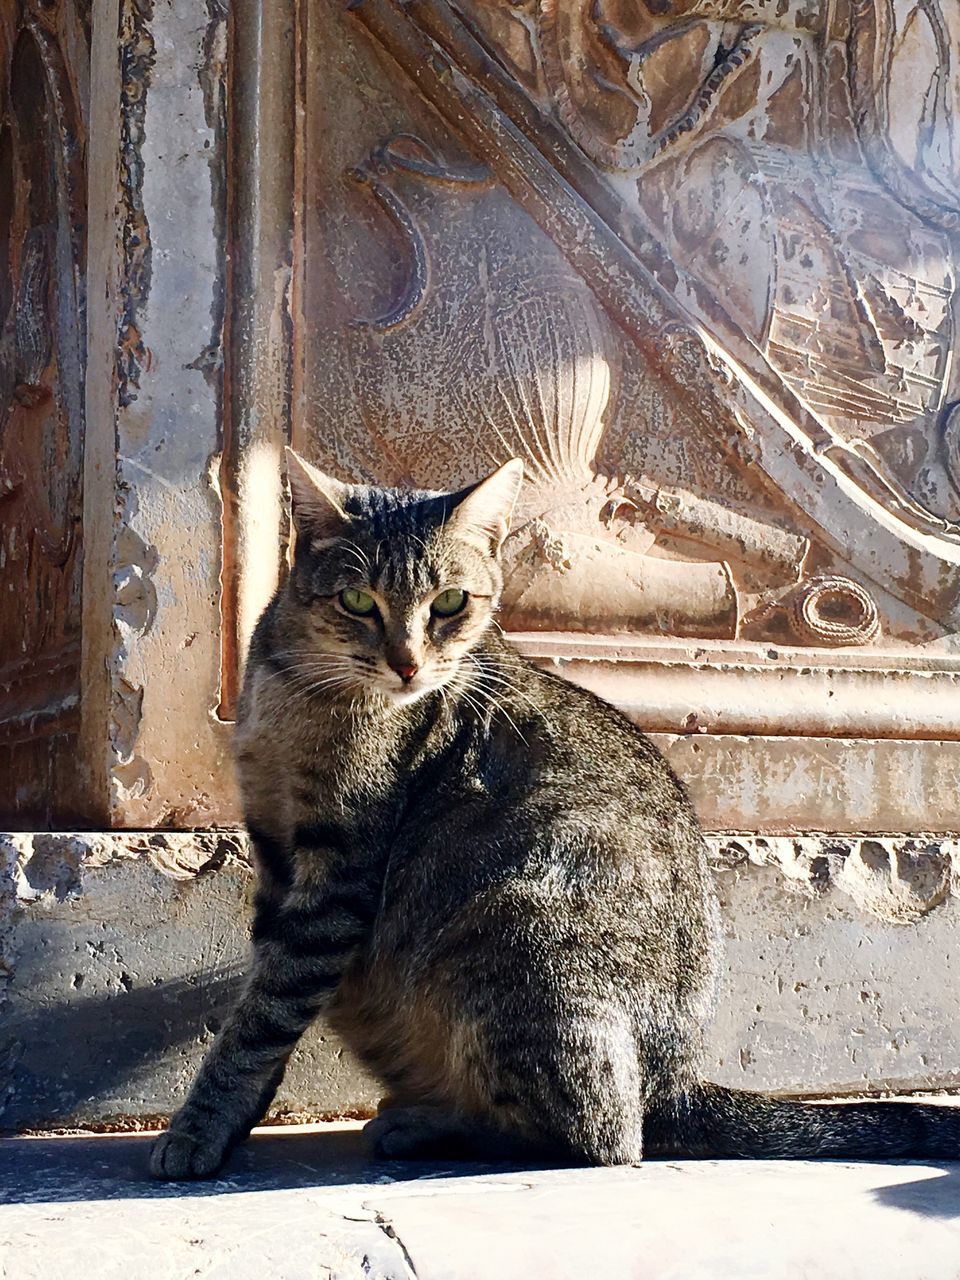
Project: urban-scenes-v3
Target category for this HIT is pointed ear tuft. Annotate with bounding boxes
[448,458,524,553]
[284,447,352,541]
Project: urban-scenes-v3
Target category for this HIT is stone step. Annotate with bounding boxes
[2,1121,959,1279]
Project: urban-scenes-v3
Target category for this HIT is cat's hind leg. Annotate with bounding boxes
[366,1004,646,1167]
[363,1103,562,1162]
[488,1006,646,1167]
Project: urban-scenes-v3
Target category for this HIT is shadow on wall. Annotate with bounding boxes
[0,966,244,1132]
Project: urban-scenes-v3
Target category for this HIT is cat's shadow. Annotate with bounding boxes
[0,1123,548,1205]
[870,1166,960,1220]
[5,1127,960,1221]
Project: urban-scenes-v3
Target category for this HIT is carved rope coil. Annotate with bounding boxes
[791,575,880,647]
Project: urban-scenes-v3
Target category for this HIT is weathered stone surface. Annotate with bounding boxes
[711,858,960,1096]
[0,1,89,826]
[79,0,235,827]
[2,1125,959,1280]
[0,834,380,1131]
[3,830,958,1129]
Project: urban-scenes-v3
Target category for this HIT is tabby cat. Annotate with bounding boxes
[151,450,959,1177]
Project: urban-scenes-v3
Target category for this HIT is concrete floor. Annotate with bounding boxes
[1,1121,959,1279]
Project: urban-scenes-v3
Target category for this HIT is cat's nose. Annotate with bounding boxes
[390,661,419,684]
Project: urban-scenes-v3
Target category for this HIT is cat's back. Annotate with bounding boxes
[485,644,700,840]
[386,641,710,934]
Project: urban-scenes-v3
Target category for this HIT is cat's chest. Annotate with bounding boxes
[237,701,403,836]
[288,730,388,813]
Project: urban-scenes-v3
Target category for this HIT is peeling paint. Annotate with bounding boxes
[116,0,156,407]
[192,0,229,394]
[6,828,958,921]
[3,831,249,907]
[713,833,958,923]
[113,524,158,635]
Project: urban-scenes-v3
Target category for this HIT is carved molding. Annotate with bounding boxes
[216,0,960,834]
[517,633,960,741]
[536,0,765,172]
[849,0,960,233]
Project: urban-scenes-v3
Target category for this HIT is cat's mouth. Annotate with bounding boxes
[372,662,462,709]
[375,676,438,708]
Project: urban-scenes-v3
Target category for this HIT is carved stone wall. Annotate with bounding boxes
[9,0,959,835]
[219,0,960,832]
[0,1,90,825]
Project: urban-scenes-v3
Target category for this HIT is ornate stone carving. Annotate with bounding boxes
[350,135,492,330]
[450,0,960,544]
[219,0,960,828]
[747,575,882,647]
[537,0,765,171]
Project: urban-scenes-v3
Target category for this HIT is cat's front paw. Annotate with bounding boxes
[149,1126,229,1180]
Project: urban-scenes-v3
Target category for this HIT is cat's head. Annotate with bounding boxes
[274,449,523,707]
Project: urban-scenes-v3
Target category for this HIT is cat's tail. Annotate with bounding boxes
[648,1082,960,1160]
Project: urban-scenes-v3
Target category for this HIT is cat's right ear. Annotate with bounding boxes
[284,447,352,542]
[447,457,524,554]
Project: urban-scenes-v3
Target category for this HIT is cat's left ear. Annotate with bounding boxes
[448,458,524,554]
[284,447,352,541]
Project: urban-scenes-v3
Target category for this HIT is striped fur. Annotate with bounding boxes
[151,455,959,1178]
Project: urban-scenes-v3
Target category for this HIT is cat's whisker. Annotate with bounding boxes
[258,664,371,722]
[463,671,528,745]
[465,655,553,732]
[258,661,359,693]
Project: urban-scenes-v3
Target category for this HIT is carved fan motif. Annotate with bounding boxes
[440,277,743,637]
[446,274,613,487]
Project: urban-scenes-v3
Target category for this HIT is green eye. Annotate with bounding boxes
[432,588,467,617]
[339,588,377,617]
